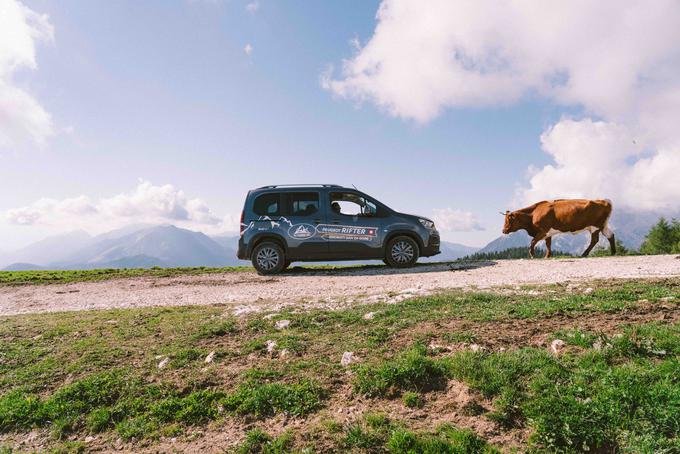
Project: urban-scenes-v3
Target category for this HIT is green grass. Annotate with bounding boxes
[402,391,424,408]
[387,424,499,454]
[0,261,460,286]
[339,413,498,453]
[0,369,322,441]
[444,325,680,452]
[0,266,248,286]
[236,429,293,454]
[0,278,678,451]
[222,380,325,418]
[353,344,450,397]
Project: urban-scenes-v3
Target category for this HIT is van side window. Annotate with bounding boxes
[289,192,319,217]
[330,192,380,217]
[253,193,281,216]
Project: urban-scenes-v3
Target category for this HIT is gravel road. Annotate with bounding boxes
[2,255,680,317]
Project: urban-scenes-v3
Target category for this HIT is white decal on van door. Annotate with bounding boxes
[316,224,377,241]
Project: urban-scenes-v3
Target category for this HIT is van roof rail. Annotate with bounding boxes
[256,184,343,189]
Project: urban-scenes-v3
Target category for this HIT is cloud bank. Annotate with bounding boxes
[325,0,680,211]
[0,0,54,150]
[5,180,236,233]
[432,208,483,233]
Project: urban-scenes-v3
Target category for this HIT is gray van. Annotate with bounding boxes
[237,184,440,274]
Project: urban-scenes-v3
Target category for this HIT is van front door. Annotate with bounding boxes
[323,191,383,259]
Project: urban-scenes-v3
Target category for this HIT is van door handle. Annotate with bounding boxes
[313,219,322,224]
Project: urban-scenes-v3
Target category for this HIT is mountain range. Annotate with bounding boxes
[1,225,241,270]
[0,209,665,270]
[1,224,479,270]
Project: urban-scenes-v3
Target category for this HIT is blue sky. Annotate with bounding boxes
[2,0,679,250]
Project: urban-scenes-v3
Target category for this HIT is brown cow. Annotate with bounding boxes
[502,199,615,258]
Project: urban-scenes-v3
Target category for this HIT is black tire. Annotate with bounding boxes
[282,260,292,270]
[251,242,286,275]
[384,236,419,268]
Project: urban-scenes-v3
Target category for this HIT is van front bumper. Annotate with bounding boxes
[421,233,441,257]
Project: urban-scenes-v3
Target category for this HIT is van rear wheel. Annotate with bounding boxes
[385,236,419,268]
[252,242,286,275]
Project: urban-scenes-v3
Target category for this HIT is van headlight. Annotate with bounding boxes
[419,219,435,230]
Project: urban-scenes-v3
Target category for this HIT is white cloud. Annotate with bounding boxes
[245,1,259,13]
[4,180,234,233]
[518,119,680,211]
[432,208,483,232]
[0,0,54,150]
[326,0,680,211]
[244,43,253,56]
[324,0,680,123]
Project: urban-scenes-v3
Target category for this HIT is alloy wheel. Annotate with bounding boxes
[391,240,414,264]
[256,247,279,271]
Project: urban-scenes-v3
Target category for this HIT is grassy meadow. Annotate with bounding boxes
[0,276,678,452]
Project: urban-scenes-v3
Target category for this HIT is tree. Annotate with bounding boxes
[640,218,680,254]
[462,246,572,260]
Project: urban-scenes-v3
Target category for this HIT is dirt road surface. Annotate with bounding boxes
[2,255,680,317]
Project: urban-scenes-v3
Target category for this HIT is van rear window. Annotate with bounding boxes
[253,193,280,216]
[289,192,319,217]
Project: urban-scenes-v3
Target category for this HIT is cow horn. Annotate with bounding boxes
[499,211,506,215]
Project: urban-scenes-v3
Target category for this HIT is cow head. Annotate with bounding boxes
[502,210,522,234]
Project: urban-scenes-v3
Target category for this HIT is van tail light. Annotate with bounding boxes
[239,210,245,232]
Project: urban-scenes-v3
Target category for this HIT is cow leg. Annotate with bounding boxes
[602,226,616,255]
[582,230,600,257]
[545,237,552,258]
[529,233,546,258]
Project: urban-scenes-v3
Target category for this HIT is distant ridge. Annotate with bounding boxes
[2,225,243,270]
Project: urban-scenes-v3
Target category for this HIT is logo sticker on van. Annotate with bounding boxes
[288,223,315,239]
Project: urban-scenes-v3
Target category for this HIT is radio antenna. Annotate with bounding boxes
[352,184,358,190]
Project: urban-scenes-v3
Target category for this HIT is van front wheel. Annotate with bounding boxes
[385,236,419,268]
[252,242,286,275]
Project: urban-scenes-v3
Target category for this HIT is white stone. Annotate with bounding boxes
[204,351,215,363]
[341,351,355,367]
[583,287,594,294]
[157,357,169,369]
[280,349,290,358]
[275,319,291,330]
[550,339,566,355]
[266,340,277,353]
[469,343,482,352]
[363,312,376,320]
